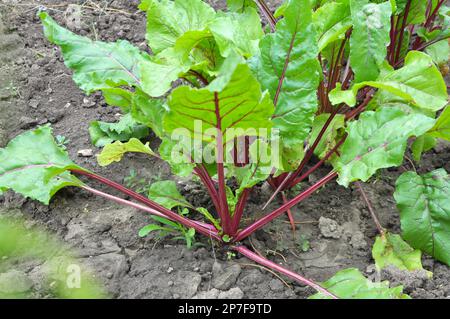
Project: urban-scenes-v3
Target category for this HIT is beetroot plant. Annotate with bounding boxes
[1,0,449,298]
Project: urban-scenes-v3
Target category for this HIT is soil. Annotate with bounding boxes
[0,0,449,299]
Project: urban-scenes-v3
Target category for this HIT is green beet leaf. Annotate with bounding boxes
[411,134,437,162]
[335,107,435,187]
[148,180,193,210]
[0,126,85,205]
[394,169,450,266]
[372,232,427,274]
[142,0,216,55]
[164,57,274,144]
[89,114,150,148]
[309,268,410,299]
[428,105,450,141]
[97,138,155,167]
[131,89,167,138]
[349,0,392,82]
[40,12,149,94]
[330,51,448,113]
[313,0,352,52]
[250,0,321,166]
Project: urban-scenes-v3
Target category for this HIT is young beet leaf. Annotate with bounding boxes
[3,0,450,299]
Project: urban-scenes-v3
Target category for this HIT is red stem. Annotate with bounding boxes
[214,92,232,234]
[281,192,296,231]
[71,169,219,233]
[424,0,445,29]
[289,135,346,188]
[394,0,412,64]
[234,171,337,242]
[287,106,341,184]
[194,164,221,213]
[231,188,250,234]
[81,185,221,240]
[232,245,338,299]
[355,182,384,235]
[255,0,276,32]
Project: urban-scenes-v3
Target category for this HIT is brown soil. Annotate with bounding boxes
[0,0,449,299]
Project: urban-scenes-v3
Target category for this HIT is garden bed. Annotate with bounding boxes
[0,0,449,299]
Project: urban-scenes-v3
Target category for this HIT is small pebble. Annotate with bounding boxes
[77,149,93,157]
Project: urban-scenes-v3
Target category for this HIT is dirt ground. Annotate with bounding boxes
[0,0,449,299]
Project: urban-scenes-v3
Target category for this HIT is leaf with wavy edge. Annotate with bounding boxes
[313,0,352,52]
[335,107,435,187]
[329,51,448,113]
[250,0,320,146]
[394,169,450,266]
[40,12,149,94]
[0,126,84,204]
[141,0,216,55]
[372,232,428,274]
[309,268,410,299]
[97,138,155,167]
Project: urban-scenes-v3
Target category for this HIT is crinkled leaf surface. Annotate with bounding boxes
[250,0,321,147]
[0,126,84,204]
[89,114,150,148]
[330,51,448,113]
[349,0,392,82]
[313,0,352,52]
[164,60,274,144]
[335,107,435,187]
[40,12,149,94]
[209,9,263,58]
[97,138,155,167]
[394,169,450,266]
[148,180,192,210]
[141,0,215,55]
[309,268,410,299]
[372,232,425,273]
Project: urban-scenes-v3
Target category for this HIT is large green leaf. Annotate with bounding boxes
[89,114,150,148]
[139,48,191,98]
[142,0,216,55]
[209,9,263,58]
[394,169,450,266]
[335,107,435,187]
[40,12,149,94]
[372,232,426,273]
[309,268,410,299]
[428,105,450,141]
[148,180,192,210]
[164,58,274,145]
[313,0,352,52]
[97,138,155,167]
[330,51,448,113]
[250,0,321,161]
[349,0,392,82]
[250,0,321,144]
[0,126,84,204]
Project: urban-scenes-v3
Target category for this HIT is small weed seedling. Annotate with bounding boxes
[1,0,449,298]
